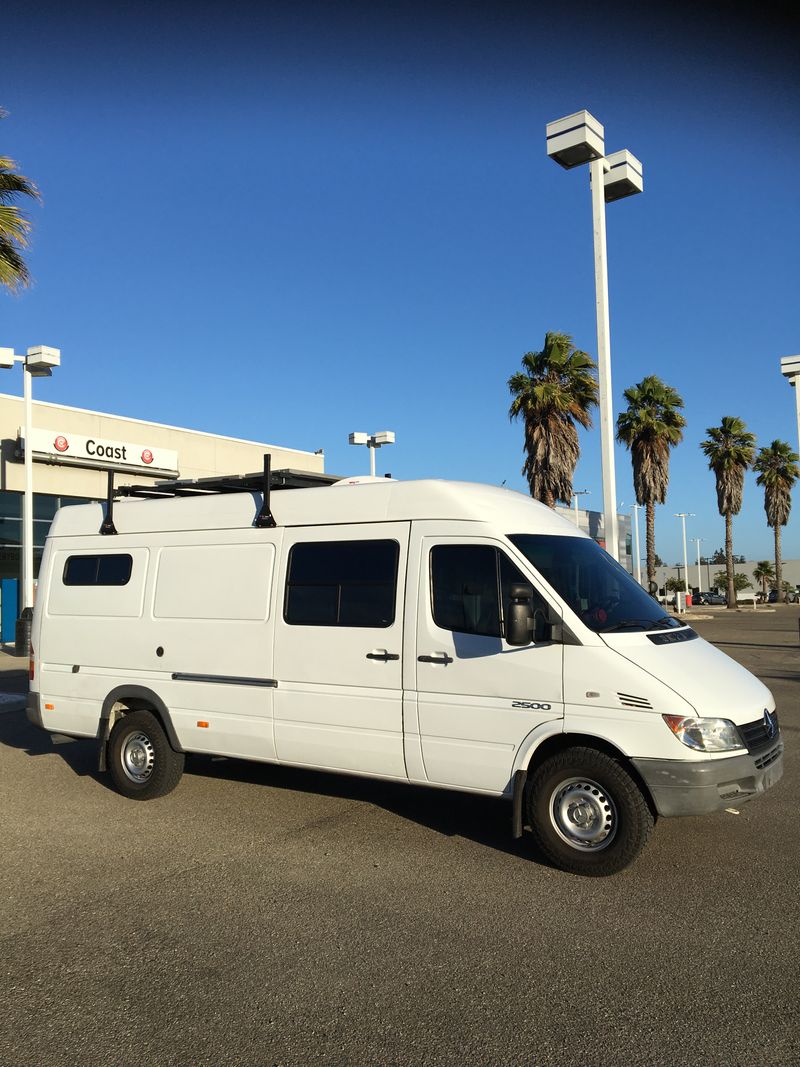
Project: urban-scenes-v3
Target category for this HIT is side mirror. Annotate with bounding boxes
[506,583,534,646]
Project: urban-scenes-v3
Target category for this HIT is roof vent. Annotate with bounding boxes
[617,692,653,710]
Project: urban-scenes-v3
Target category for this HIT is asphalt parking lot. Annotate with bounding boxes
[1,609,797,1067]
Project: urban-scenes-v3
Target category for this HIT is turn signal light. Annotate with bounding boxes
[45,703,54,711]
[197,721,209,729]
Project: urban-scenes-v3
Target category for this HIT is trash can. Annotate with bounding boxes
[14,607,32,658]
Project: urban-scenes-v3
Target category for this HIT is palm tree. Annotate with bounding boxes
[700,417,756,608]
[753,560,775,599]
[753,439,800,603]
[0,110,40,292]
[616,376,686,588]
[508,332,598,508]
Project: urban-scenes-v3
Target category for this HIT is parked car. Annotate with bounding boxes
[767,589,799,604]
[697,591,726,606]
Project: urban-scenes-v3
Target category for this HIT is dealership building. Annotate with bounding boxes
[0,393,325,632]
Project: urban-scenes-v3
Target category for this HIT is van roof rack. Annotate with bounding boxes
[100,454,339,535]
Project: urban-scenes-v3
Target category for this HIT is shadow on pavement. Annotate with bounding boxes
[0,707,548,867]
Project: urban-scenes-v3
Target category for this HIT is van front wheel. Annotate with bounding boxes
[108,709,185,800]
[525,747,653,876]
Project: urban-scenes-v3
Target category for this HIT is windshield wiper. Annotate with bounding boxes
[601,617,676,633]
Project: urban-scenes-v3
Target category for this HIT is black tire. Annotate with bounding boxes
[107,709,185,800]
[525,747,653,877]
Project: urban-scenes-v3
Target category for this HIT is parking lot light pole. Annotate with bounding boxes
[621,502,643,585]
[546,111,644,565]
[571,488,590,527]
[691,537,704,594]
[780,355,800,448]
[348,430,395,477]
[675,513,694,595]
[0,345,61,614]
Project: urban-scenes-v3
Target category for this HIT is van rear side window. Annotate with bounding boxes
[285,540,399,627]
[63,554,133,586]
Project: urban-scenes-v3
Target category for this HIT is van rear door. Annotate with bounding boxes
[273,523,409,777]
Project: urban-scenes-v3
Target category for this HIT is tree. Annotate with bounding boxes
[713,571,751,593]
[0,110,40,292]
[700,417,756,608]
[753,560,775,598]
[665,576,686,593]
[753,439,800,604]
[508,332,598,507]
[616,376,686,589]
[653,553,664,567]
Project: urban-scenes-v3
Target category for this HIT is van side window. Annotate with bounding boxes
[63,554,133,586]
[285,540,399,627]
[430,545,539,638]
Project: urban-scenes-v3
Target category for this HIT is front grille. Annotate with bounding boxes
[738,711,780,753]
[754,743,782,770]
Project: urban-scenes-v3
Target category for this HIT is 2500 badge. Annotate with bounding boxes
[511,700,552,710]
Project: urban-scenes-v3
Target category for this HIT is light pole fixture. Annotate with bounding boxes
[780,355,800,449]
[348,430,395,477]
[571,488,590,527]
[0,344,61,616]
[690,537,704,594]
[546,110,644,565]
[674,513,694,596]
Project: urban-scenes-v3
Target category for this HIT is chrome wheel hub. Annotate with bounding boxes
[121,732,155,783]
[549,777,617,851]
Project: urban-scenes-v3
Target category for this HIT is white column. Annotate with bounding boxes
[794,380,800,448]
[695,541,702,593]
[681,517,689,593]
[573,494,579,526]
[22,364,34,610]
[589,159,618,562]
[369,443,376,477]
[632,505,642,585]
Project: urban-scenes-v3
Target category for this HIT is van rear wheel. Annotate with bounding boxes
[525,747,653,877]
[108,709,184,800]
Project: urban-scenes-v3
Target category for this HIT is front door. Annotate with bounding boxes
[273,523,409,778]
[410,531,563,792]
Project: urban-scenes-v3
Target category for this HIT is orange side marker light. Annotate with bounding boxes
[44,703,54,710]
[197,721,209,728]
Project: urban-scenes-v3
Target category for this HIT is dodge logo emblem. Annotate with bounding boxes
[141,449,154,465]
[54,435,69,452]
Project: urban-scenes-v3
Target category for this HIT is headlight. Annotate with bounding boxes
[662,714,744,753]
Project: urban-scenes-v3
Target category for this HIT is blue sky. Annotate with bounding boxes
[1,1,798,566]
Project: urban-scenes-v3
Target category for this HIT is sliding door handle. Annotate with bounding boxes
[366,649,400,661]
[418,652,454,665]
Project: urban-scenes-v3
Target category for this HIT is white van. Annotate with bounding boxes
[27,469,783,876]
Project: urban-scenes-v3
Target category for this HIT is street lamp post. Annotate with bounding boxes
[690,537,704,593]
[675,513,694,596]
[621,502,643,585]
[0,345,61,615]
[348,430,395,476]
[571,489,590,527]
[547,111,643,565]
[780,355,800,448]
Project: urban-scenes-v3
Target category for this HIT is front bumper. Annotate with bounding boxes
[632,742,783,817]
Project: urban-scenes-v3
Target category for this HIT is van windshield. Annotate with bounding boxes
[508,533,681,634]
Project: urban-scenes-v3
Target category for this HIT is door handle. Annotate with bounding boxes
[366,649,400,661]
[418,652,454,665]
